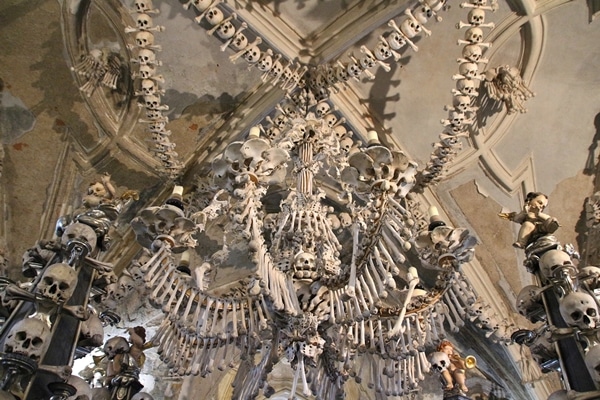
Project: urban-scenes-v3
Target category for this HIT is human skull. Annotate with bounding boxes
[141,79,156,96]
[190,0,212,11]
[135,31,155,48]
[584,344,600,383]
[462,44,483,63]
[4,317,51,362]
[324,113,338,128]
[128,265,144,283]
[374,41,392,60]
[216,21,235,39]
[539,249,573,282]
[430,351,451,372]
[339,212,352,228]
[103,336,130,359]
[315,101,331,118]
[119,274,136,293]
[559,291,598,330]
[579,266,600,290]
[453,95,472,112]
[231,32,248,51]
[359,53,376,69]
[136,13,153,30]
[400,17,422,38]
[335,64,349,82]
[67,375,93,400]
[205,7,224,26]
[465,27,484,43]
[270,60,283,78]
[340,137,354,153]
[294,252,316,279]
[137,65,154,81]
[468,9,486,26]
[36,263,78,303]
[243,46,261,64]
[458,62,480,79]
[79,313,104,347]
[135,0,154,12]
[516,285,545,322]
[449,111,466,128]
[145,94,161,109]
[257,52,273,72]
[457,79,478,96]
[138,49,157,65]
[347,61,362,78]
[386,31,407,50]
[413,5,433,24]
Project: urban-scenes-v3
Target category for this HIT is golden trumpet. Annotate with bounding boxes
[465,355,477,369]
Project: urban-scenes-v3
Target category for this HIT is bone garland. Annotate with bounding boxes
[415,2,498,189]
[126,3,182,178]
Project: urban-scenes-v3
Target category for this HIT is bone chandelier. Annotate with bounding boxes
[120,0,502,398]
[0,0,520,399]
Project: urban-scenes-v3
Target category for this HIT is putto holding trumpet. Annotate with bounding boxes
[431,340,476,397]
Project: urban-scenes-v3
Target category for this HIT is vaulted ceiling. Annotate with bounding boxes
[1,0,600,398]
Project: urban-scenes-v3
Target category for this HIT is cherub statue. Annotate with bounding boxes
[438,340,469,394]
[82,172,117,209]
[498,192,560,249]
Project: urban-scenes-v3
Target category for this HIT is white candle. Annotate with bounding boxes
[408,267,418,281]
[172,185,184,197]
[367,130,379,144]
[428,205,439,217]
[249,126,261,138]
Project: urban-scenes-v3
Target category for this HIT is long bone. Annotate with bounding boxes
[378,35,402,61]
[418,350,431,374]
[359,275,377,310]
[388,268,420,338]
[413,314,426,351]
[354,282,369,319]
[140,244,170,273]
[457,20,495,29]
[220,22,247,51]
[196,296,215,335]
[345,222,360,298]
[160,274,188,311]
[377,239,404,279]
[460,0,498,11]
[444,291,465,329]
[202,337,219,375]
[256,297,269,331]
[189,337,208,375]
[381,229,407,265]
[388,19,419,52]
[433,305,448,339]
[407,356,417,388]
[366,258,387,299]
[208,299,224,337]
[229,37,263,63]
[147,264,171,292]
[150,267,175,302]
[404,317,416,355]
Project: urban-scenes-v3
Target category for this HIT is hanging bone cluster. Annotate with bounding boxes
[70,48,122,97]
[183,0,306,93]
[306,0,448,102]
[416,0,497,188]
[126,0,183,179]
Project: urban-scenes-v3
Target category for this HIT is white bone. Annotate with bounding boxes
[229,37,263,63]
[360,45,390,72]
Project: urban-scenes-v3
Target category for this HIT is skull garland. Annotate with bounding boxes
[4,317,52,363]
[559,291,599,330]
[36,263,78,304]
